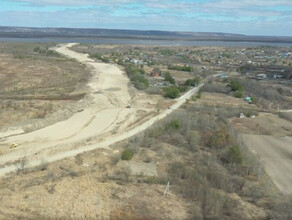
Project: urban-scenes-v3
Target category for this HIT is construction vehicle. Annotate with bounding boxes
[10,143,18,149]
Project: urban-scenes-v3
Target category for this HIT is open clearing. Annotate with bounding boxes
[242,134,292,194]
[0,43,90,132]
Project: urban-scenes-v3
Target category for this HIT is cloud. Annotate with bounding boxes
[0,0,292,35]
[5,0,173,7]
[202,0,292,9]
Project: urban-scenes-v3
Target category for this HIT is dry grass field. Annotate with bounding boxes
[0,99,290,220]
[0,43,291,220]
[0,43,90,130]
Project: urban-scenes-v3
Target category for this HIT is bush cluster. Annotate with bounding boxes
[184,77,200,87]
[90,53,110,63]
[165,119,180,131]
[230,80,243,92]
[168,65,193,72]
[226,145,243,164]
[164,86,180,99]
[230,80,244,98]
[121,149,133,160]
[164,72,176,85]
[33,47,59,57]
[126,65,149,90]
[207,129,230,149]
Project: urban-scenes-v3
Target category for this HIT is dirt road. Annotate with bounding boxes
[0,43,202,177]
[242,134,292,194]
[0,43,137,163]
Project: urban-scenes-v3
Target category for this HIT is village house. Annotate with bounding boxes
[151,67,162,77]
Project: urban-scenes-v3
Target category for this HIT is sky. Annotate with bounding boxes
[0,0,292,36]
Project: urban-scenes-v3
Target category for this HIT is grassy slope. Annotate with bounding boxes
[0,43,90,128]
[0,99,290,220]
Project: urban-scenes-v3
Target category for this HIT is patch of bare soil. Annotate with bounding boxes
[0,148,188,220]
[241,134,292,194]
[232,112,292,136]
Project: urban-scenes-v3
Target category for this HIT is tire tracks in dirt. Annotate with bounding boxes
[0,43,202,177]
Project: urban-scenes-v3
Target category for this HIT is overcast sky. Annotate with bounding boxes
[0,0,292,36]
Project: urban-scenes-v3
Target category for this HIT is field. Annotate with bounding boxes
[0,43,291,220]
[242,134,292,194]
[0,43,90,134]
[199,84,292,196]
[0,96,291,219]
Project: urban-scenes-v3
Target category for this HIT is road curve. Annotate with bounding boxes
[0,43,134,165]
[0,43,202,177]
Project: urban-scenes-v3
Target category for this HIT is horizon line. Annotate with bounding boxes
[1,25,292,38]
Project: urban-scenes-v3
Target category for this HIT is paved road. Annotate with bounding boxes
[242,134,292,194]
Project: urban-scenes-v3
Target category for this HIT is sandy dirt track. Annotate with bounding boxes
[0,43,202,177]
[0,43,136,164]
[242,134,292,194]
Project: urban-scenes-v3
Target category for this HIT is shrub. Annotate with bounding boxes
[184,77,200,87]
[168,65,193,72]
[126,65,149,90]
[196,89,202,99]
[165,72,176,85]
[134,74,149,90]
[164,86,180,99]
[148,126,164,138]
[160,49,175,56]
[277,88,283,94]
[234,90,243,98]
[207,129,230,149]
[166,119,180,130]
[117,59,124,65]
[246,111,256,118]
[179,86,189,93]
[143,176,167,185]
[90,53,110,63]
[226,145,242,164]
[230,80,243,92]
[110,154,120,165]
[238,64,255,74]
[34,47,59,57]
[202,83,229,94]
[251,96,257,104]
[121,149,133,160]
[186,130,200,152]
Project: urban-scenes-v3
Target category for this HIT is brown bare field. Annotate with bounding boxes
[232,112,292,136]
[242,134,292,194]
[0,43,90,130]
